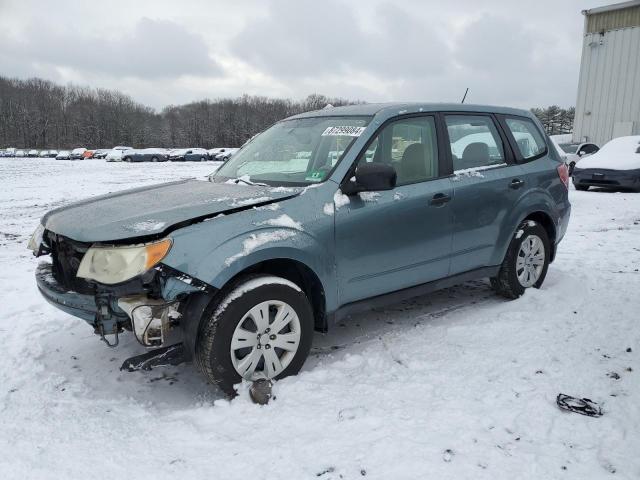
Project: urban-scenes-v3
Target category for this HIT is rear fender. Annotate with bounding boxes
[492,188,559,266]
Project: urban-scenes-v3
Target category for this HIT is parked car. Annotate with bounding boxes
[30,103,570,395]
[28,149,39,157]
[70,148,87,160]
[48,150,58,157]
[572,135,640,191]
[105,150,124,162]
[15,150,26,157]
[83,150,95,159]
[208,148,224,159]
[112,145,133,152]
[4,147,16,157]
[215,148,239,162]
[38,150,50,158]
[122,148,169,162]
[550,135,599,173]
[56,150,71,160]
[168,148,209,162]
[92,149,111,159]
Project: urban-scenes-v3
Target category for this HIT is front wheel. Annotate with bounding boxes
[195,275,314,396]
[491,221,550,299]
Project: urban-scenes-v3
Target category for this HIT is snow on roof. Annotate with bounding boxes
[577,135,640,170]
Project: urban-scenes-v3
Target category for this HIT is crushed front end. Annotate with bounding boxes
[33,229,211,352]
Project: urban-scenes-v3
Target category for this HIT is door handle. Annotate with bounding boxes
[509,179,525,189]
[429,193,451,206]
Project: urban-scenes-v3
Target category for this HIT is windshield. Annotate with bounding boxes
[213,115,372,186]
[559,143,580,154]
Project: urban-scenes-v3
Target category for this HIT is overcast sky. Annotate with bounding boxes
[0,0,606,110]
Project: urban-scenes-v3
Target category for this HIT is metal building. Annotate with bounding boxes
[573,1,640,145]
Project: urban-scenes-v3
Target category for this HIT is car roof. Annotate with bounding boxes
[286,102,536,122]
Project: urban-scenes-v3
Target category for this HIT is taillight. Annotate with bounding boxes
[557,163,569,189]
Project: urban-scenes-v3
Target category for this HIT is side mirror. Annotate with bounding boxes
[341,163,397,195]
[578,150,586,156]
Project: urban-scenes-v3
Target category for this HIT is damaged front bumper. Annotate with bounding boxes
[35,261,209,349]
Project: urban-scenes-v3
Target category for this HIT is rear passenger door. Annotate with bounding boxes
[444,114,525,274]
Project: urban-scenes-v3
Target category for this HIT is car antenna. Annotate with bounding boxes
[461,87,469,104]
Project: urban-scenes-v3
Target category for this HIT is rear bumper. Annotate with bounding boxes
[36,262,98,323]
[573,169,640,190]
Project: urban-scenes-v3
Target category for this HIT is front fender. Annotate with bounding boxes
[208,227,333,292]
[162,187,337,311]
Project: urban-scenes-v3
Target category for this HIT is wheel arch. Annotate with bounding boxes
[218,257,328,333]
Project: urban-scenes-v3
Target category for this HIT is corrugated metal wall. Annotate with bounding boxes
[573,23,640,145]
[586,5,640,33]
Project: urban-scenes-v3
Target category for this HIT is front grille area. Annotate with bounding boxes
[46,232,95,295]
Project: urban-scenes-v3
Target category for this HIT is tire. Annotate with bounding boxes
[490,221,550,299]
[124,157,131,162]
[575,185,589,191]
[200,156,206,162]
[195,274,314,396]
[151,156,159,162]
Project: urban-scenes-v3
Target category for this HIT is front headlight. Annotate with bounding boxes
[77,238,172,284]
[27,224,45,253]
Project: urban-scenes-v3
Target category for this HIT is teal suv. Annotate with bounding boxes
[30,103,571,394]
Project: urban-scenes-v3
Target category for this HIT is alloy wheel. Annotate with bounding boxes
[516,234,546,287]
[230,300,301,380]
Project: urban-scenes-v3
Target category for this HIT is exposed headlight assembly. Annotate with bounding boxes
[77,238,172,284]
[27,224,45,253]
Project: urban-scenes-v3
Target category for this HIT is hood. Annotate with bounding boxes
[42,179,300,243]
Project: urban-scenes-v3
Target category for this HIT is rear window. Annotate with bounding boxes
[505,118,546,160]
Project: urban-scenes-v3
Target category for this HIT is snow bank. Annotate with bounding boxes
[1,158,640,479]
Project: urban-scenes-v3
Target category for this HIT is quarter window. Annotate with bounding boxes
[357,116,439,186]
[505,117,546,160]
[445,115,505,171]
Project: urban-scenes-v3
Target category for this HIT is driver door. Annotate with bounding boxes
[334,115,454,305]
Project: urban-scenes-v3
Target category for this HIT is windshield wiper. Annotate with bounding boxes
[227,176,269,187]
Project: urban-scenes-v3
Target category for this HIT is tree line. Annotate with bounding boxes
[0,76,355,149]
[0,75,575,149]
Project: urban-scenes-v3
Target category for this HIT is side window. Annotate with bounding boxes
[445,115,505,171]
[505,117,546,160]
[357,116,438,185]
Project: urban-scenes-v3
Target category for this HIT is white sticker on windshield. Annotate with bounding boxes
[321,126,366,137]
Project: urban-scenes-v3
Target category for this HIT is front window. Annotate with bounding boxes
[355,116,439,185]
[213,116,372,186]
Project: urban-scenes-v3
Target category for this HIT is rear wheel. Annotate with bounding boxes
[151,156,159,162]
[491,221,550,299]
[200,156,206,162]
[575,185,589,191]
[195,275,314,396]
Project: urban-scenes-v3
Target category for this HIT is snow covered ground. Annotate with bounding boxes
[0,158,639,479]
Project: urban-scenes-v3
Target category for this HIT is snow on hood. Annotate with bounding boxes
[577,136,640,171]
[41,179,301,243]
